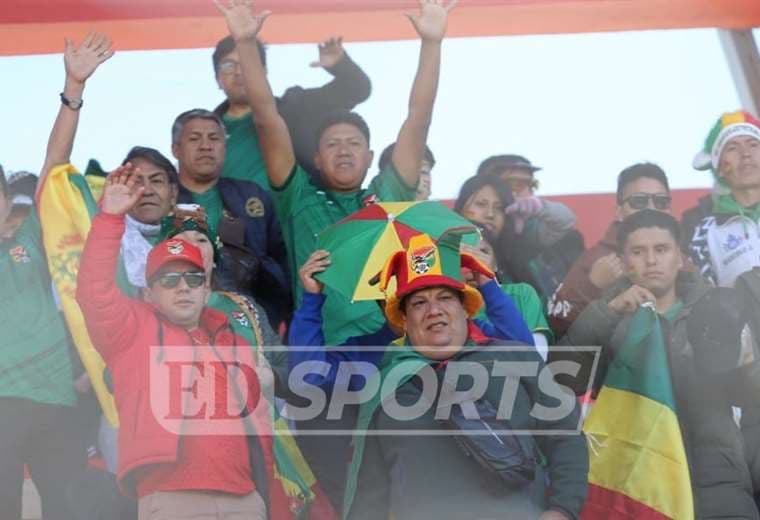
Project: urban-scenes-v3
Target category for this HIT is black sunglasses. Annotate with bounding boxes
[622,193,672,211]
[154,271,206,289]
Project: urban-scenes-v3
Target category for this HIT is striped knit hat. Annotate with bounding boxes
[693,110,760,172]
[159,203,221,262]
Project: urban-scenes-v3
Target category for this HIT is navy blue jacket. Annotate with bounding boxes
[178,178,290,319]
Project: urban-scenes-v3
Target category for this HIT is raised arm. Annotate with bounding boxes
[304,37,372,109]
[391,0,456,186]
[215,0,295,188]
[76,164,146,363]
[281,37,374,174]
[37,33,114,199]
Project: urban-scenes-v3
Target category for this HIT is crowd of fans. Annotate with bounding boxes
[2,1,760,519]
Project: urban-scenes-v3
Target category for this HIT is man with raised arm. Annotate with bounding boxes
[215,0,455,345]
[76,167,290,520]
[212,34,372,183]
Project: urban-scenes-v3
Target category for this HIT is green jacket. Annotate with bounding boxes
[553,271,760,519]
[346,338,589,520]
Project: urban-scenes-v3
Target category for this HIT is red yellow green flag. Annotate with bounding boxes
[581,304,694,520]
[36,163,118,426]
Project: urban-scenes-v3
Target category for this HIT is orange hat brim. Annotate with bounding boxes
[384,279,484,331]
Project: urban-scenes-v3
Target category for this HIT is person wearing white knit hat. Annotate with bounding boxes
[688,110,760,288]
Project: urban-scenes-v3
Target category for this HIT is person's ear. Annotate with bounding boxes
[169,184,179,206]
[314,152,323,172]
[365,149,375,171]
[171,143,181,161]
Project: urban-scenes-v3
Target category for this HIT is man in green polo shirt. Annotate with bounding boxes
[215,0,455,345]
[0,165,85,520]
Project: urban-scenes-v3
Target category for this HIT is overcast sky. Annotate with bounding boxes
[2,28,757,198]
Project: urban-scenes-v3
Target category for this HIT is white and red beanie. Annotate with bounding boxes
[693,110,760,173]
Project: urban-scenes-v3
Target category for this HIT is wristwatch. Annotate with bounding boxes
[60,92,83,110]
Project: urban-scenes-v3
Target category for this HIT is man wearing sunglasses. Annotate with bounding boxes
[549,163,672,338]
[75,167,290,519]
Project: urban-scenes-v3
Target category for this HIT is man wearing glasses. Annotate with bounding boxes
[76,167,289,519]
[548,163,672,337]
[212,35,372,186]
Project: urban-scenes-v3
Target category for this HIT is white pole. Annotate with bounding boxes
[719,29,760,116]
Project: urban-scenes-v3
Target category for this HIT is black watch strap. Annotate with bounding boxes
[59,92,83,110]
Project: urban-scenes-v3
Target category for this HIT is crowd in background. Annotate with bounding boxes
[2,1,760,519]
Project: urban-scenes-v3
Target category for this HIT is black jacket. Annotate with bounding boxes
[554,272,760,519]
[349,341,589,520]
[215,55,372,177]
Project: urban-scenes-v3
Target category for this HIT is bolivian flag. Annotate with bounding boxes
[36,163,118,426]
[581,305,694,520]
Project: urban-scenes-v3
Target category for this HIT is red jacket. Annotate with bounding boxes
[76,212,290,519]
[547,221,618,338]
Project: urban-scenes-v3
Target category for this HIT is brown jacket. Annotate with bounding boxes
[547,222,618,338]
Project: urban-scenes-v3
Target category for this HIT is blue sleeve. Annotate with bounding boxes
[287,292,386,392]
[476,280,534,345]
[351,323,397,347]
[288,292,327,348]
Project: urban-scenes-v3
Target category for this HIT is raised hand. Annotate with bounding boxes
[101,163,145,216]
[64,32,114,85]
[310,37,346,69]
[460,243,495,287]
[406,0,458,43]
[589,253,625,290]
[299,250,331,294]
[505,196,544,234]
[214,0,270,42]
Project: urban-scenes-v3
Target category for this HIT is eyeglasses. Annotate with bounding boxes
[218,60,242,74]
[154,271,206,289]
[622,193,672,211]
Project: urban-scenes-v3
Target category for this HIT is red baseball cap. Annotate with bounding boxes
[145,238,205,283]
